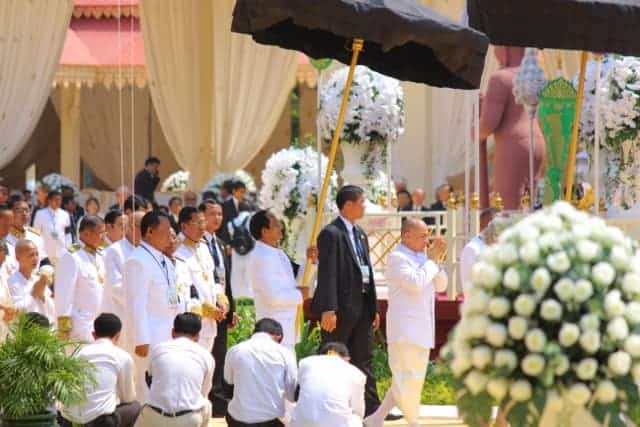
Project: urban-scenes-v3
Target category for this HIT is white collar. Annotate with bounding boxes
[398,243,425,260]
[140,241,164,262]
[252,332,275,342]
[94,337,114,346]
[204,231,217,242]
[339,215,355,233]
[255,240,279,254]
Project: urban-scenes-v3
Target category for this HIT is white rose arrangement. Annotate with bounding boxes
[202,169,256,199]
[258,147,338,262]
[317,65,404,181]
[446,201,640,427]
[41,174,79,198]
[160,170,190,192]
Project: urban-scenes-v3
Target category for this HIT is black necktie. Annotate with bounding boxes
[209,236,221,267]
[353,227,365,264]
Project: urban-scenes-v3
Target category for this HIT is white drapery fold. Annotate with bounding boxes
[0,0,73,169]
[139,0,298,189]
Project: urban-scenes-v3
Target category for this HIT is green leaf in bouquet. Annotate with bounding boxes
[615,375,639,404]
[592,403,626,427]
[587,298,604,317]
[506,401,530,427]
[456,390,494,427]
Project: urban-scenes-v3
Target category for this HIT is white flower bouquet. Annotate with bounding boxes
[202,170,256,199]
[318,65,404,180]
[41,174,79,197]
[447,201,640,426]
[161,170,190,192]
[259,146,338,261]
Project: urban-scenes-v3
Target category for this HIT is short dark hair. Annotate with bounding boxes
[198,199,220,213]
[123,195,146,213]
[178,206,199,226]
[336,185,364,210]
[318,342,350,357]
[222,180,234,193]
[168,196,182,207]
[232,181,246,191]
[62,196,75,207]
[7,194,24,207]
[94,313,122,338]
[78,215,104,233]
[201,191,216,202]
[397,189,411,199]
[145,156,160,166]
[174,313,202,336]
[249,210,274,240]
[254,318,283,337]
[25,312,50,328]
[85,197,100,208]
[140,210,168,236]
[104,209,123,226]
[47,190,62,200]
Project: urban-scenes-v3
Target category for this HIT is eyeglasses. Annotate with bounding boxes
[13,208,30,214]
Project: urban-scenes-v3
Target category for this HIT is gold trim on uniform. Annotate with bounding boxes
[58,316,73,332]
[202,302,218,319]
[10,227,25,239]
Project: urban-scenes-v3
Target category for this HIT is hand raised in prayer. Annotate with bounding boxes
[306,246,319,264]
[427,238,447,262]
[320,311,337,333]
[1,306,17,322]
[31,275,48,301]
[373,312,380,331]
[135,344,150,358]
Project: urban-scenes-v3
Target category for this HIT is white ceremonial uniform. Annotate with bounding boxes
[7,271,55,324]
[33,207,71,265]
[0,243,17,281]
[378,243,448,427]
[135,337,214,427]
[55,245,106,342]
[247,241,302,351]
[102,238,136,351]
[124,242,181,399]
[290,355,366,427]
[459,235,486,295]
[7,226,48,263]
[175,238,218,350]
[0,267,13,340]
[225,332,298,424]
[62,338,136,424]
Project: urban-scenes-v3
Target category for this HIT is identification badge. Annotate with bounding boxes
[360,264,370,284]
[215,266,225,285]
[50,231,59,240]
[167,286,179,307]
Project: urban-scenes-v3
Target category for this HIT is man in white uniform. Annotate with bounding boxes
[134,313,214,427]
[7,199,48,265]
[459,216,499,295]
[124,211,181,399]
[7,240,55,323]
[175,207,228,351]
[33,190,72,266]
[225,318,297,427]
[60,314,141,427]
[102,211,144,353]
[103,210,128,247]
[365,218,447,427]
[0,241,17,340]
[247,210,316,351]
[290,342,366,427]
[55,216,106,341]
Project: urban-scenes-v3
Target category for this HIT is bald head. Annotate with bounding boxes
[411,189,425,208]
[401,218,427,235]
[401,218,430,253]
[15,239,36,256]
[15,239,39,273]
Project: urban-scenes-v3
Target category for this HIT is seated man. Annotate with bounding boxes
[61,313,140,427]
[135,313,214,427]
[290,342,365,427]
[224,318,297,427]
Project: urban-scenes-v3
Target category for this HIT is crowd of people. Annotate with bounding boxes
[0,159,450,427]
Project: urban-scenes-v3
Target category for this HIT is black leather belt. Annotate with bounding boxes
[147,404,195,418]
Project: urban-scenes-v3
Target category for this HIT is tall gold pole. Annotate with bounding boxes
[564,51,589,201]
[296,39,364,332]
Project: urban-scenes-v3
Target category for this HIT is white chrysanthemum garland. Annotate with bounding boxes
[41,174,79,198]
[317,65,404,182]
[202,170,256,199]
[161,170,190,192]
[259,146,338,261]
[446,201,640,427]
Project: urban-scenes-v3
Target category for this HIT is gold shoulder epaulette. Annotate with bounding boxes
[27,227,40,236]
[68,244,82,253]
[175,255,186,263]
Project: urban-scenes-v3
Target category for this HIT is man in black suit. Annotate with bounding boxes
[396,189,413,212]
[311,185,381,417]
[200,199,236,417]
[167,196,182,234]
[425,184,452,227]
[218,181,251,245]
[134,157,161,204]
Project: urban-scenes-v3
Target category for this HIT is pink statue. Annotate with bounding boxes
[479,46,546,210]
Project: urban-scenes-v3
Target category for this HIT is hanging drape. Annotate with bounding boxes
[0,0,73,169]
[139,0,298,189]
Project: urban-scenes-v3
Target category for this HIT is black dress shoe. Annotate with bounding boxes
[385,413,404,421]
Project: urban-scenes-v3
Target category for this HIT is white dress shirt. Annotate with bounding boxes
[247,241,302,349]
[146,337,214,413]
[33,207,71,263]
[225,332,297,423]
[339,216,359,257]
[290,355,365,427]
[203,231,225,283]
[62,338,136,424]
[124,242,181,348]
[55,246,105,342]
[0,267,14,340]
[385,244,447,349]
[7,270,55,323]
[459,235,486,295]
[102,238,135,351]
[6,226,48,262]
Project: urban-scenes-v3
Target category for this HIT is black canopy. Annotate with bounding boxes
[468,0,640,56]
[232,0,489,90]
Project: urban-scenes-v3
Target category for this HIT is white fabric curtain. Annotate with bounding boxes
[140,0,298,189]
[0,0,73,169]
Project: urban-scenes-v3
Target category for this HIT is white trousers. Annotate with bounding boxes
[386,343,430,425]
[134,402,211,427]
